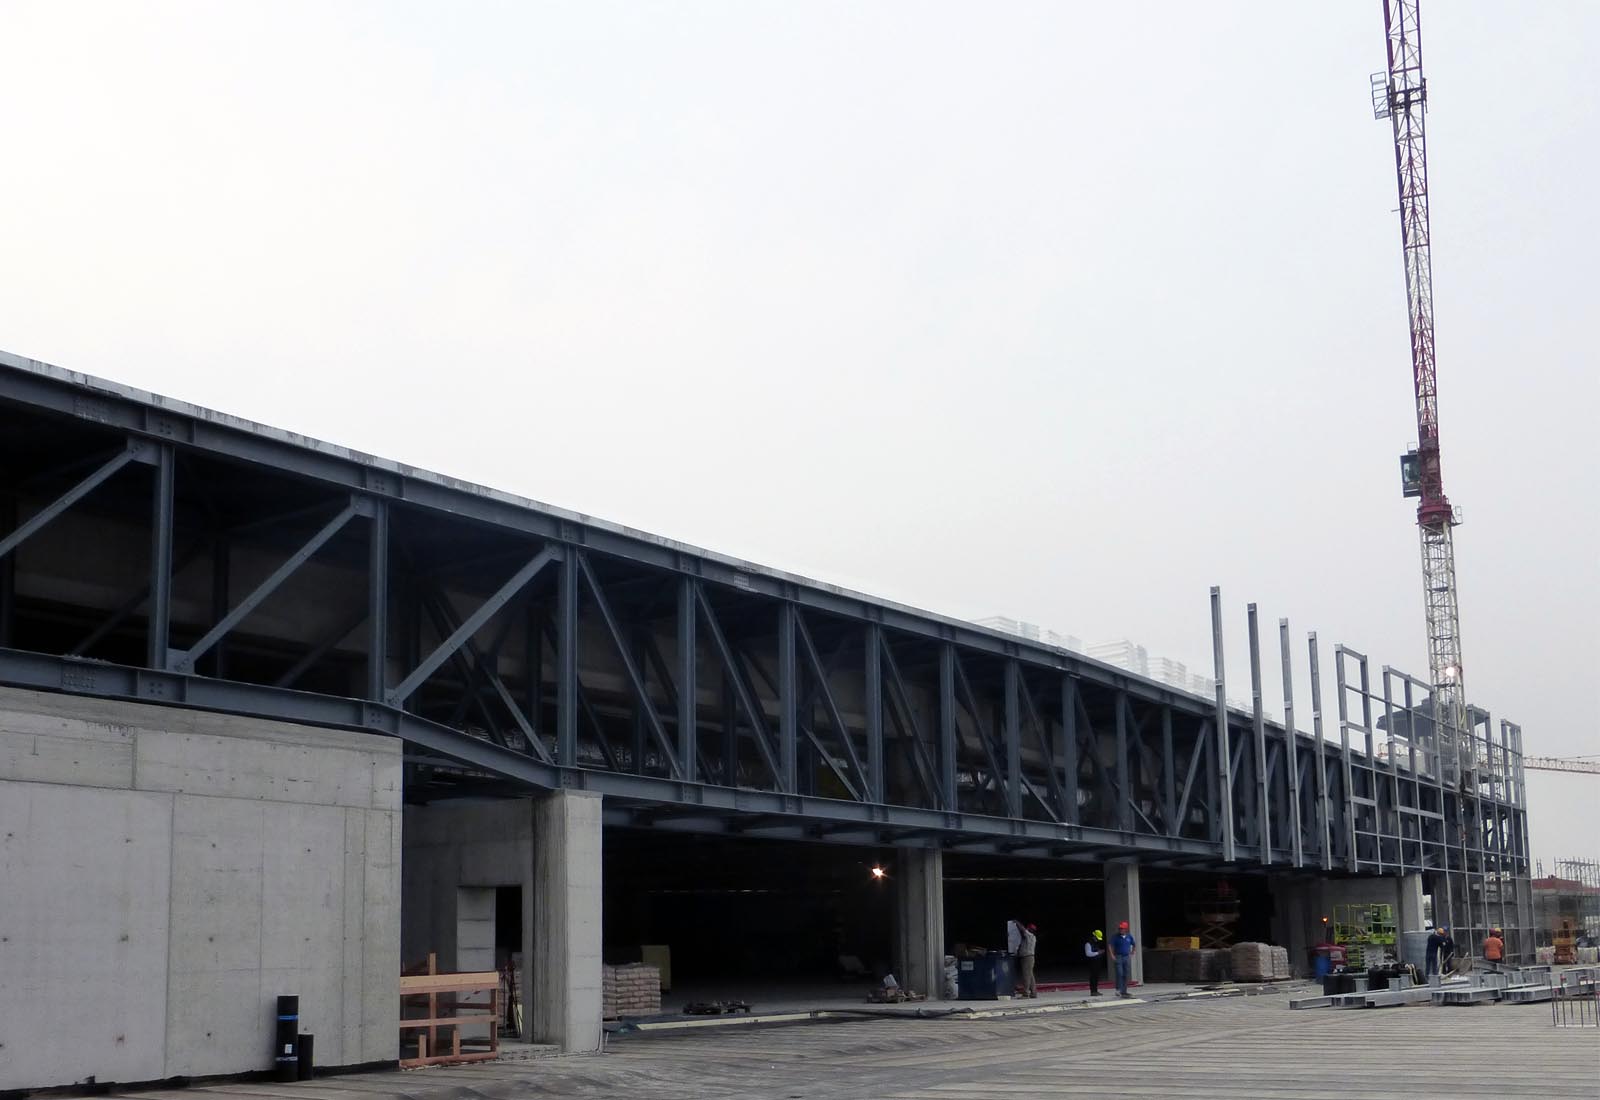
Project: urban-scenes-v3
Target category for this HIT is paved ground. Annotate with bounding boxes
[104,989,1597,1100]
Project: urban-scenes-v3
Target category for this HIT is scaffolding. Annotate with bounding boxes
[1533,858,1600,950]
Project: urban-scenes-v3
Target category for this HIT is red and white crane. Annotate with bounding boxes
[1372,0,1472,787]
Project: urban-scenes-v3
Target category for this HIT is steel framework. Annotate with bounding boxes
[0,352,1530,909]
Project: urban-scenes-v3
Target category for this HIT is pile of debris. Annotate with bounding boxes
[603,963,662,1019]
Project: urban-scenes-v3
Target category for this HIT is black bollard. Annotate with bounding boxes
[274,996,299,1082]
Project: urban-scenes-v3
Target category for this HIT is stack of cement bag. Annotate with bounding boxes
[1142,949,1175,982]
[603,963,662,1018]
[1229,942,1292,981]
[1172,948,1231,982]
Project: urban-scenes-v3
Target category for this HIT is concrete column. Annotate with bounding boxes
[894,848,945,1000]
[1104,860,1142,986]
[1399,872,1424,934]
[1269,878,1314,975]
[532,790,603,1052]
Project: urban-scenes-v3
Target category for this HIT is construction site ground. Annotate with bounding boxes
[83,982,1595,1100]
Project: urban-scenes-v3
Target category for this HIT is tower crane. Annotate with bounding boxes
[1523,757,1600,777]
[1372,1,1473,787]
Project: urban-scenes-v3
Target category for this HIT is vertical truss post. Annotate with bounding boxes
[677,577,697,783]
[1247,604,1270,864]
[367,501,389,701]
[1210,587,1235,862]
[146,444,175,670]
[556,550,579,766]
[721,669,736,785]
[1003,661,1022,819]
[1334,648,1359,871]
[864,623,884,803]
[1061,676,1079,826]
[939,644,958,813]
[1161,706,1176,837]
[1114,689,1131,833]
[1279,618,1303,867]
[1308,633,1331,870]
[778,602,797,794]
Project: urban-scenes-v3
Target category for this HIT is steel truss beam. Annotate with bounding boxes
[0,361,1530,882]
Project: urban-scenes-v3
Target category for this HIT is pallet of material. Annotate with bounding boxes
[1172,949,1231,983]
[1229,942,1293,981]
[1157,936,1200,950]
[1143,949,1176,983]
[603,963,662,1019]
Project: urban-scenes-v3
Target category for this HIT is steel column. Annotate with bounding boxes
[147,444,174,670]
[1279,618,1303,866]
[368,501,388,701]
[557,549,579,766]
[1210,587,1235,862]
[778,603,797,793]
[677,577,697,782]
[1248,603,1270,864]
[939,644,958,812]
[1309,633,1331,869]
[1115,689,1131,833]
[1003,660,1022,820]
[865,623,884,802]
[1061,676,1080,826]
[1161,706,1176,837]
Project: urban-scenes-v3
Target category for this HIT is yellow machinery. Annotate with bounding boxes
[1553,918,1578,965]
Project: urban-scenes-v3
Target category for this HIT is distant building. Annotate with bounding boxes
[1088,640,1149,677]
[973,616,1080,653]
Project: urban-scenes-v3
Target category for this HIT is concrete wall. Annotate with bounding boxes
[0,688,402,1092]
[400,799,537,972]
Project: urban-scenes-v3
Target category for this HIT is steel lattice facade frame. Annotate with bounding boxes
[0,353,1531,909]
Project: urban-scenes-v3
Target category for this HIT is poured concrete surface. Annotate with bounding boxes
[75,982,1591,1100]
[0,688,402,1091]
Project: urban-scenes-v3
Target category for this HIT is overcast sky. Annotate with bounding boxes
[2,2,1595,863]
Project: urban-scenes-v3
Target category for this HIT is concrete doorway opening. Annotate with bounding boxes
[603,828,899,1012]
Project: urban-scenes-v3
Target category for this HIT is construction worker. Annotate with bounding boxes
[1111,920,1137,997]
[1084,929,1105,996]
[1425,925,1455,978]
[1018,923,1038,998]
[1482,927,1505,971]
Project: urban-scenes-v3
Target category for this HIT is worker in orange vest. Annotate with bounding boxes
[1482,928,1505,971]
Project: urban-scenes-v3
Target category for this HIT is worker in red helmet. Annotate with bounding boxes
[1111,920,1137,997]
[1018,923,1039,998]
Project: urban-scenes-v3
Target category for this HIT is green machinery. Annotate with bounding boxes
[1333,903,1397,968]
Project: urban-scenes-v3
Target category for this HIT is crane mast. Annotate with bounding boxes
[1373,0,1471,788]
